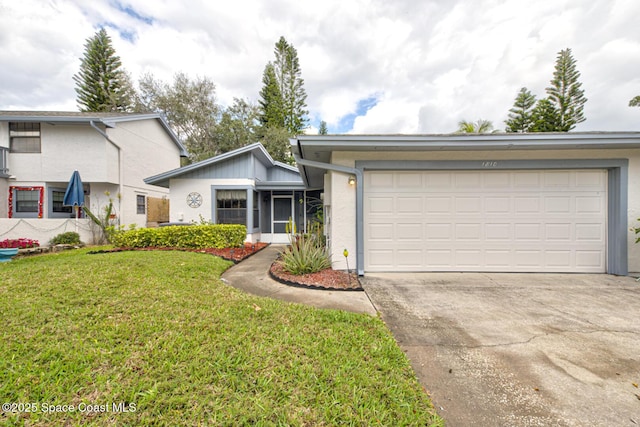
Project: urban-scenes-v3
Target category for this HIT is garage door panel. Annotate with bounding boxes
[483,172,510,188]
[455,223,482,240]
[545,197,571,213]
[514,197,541,213]
[397,250,423,267]
[545,223,571,241]
[575,170,606,188]
[575,196,604,214]
[426,197,451,212]
[545,251,571,267]
[426,223,452,240]
[486,223,511,240]
[368,197,393,214]
[397,223,422,240]
[455,249,483,267]
[455,173,482,188]
[455,197,482,213]
[485,197,510,213]
[575,223,605,241]
[364,170,607,272]
[396,173,423,188]
[397,197,422,214]
[367,223,394,240]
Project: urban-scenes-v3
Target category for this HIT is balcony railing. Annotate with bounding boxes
[0,147,8,177]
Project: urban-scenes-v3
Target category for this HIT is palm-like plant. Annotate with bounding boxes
[456,119,496,133]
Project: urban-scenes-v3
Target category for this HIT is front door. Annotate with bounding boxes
[272,196,294,243]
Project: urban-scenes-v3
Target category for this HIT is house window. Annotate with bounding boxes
[52,190,72,214]
[137,195,146,214]
[9,122,41,153]
[216,190,247,225]
[253,192,259,229]
[9,186,44,218]
[16,190,39,212]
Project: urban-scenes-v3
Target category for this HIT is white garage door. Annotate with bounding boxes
[364,170,607,272]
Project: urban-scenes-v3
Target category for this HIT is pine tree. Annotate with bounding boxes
[318,121,328,135]
[545,48,587,131]
[259,36,308,135]
[505,88,536,132]
[258,63,285,129]
[530,99,560,132]
[73,28,134,112]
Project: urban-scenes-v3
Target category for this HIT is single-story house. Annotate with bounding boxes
[0,111,187,243]
[144,142,322,243]
[290,133,640,276]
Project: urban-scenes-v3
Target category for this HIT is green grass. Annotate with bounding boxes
[0,249,442,426]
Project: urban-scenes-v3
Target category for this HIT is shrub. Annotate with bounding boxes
[278,234,331,275]
[111,224,246,249]
[50,232,81,245]
[0,238,40,249]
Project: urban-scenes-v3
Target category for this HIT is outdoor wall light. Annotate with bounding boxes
[348,176,356,186]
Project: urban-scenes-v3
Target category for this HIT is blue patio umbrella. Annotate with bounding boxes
[63,170,85,230]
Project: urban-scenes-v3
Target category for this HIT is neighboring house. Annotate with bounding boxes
[290,133,640,276]
[0,111,187,244]
[144,142,322,243]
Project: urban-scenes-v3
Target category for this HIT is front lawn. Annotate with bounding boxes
[0,249,442,426]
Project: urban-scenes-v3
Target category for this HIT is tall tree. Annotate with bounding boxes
[629,96,640,107]
[272,36,309,135]
[318,120,328,135]
[530,98,560,132]
[505,88,536,132]
[214,98,260,154]
[258,63,285,129]
[73,28,135,112]
[257,37,309,163]
[137,72,220,162]
[545,48,587,131]
[456,119,495,133]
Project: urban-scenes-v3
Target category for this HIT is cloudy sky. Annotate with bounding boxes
[1,0,639,133]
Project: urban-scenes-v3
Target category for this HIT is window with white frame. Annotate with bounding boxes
[216,190,247,225]
[9,122,41,153]
[136,195,146,214]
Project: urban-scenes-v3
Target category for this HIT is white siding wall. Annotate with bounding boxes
[169,178,254,224]
[0,118,182,231]
[105,120,182,228]
[10,124,111,183]
[329,148,640,273]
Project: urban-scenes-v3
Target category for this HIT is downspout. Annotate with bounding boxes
[90,120,124,222]
[292,154,365,276]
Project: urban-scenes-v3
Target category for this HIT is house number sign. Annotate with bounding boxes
[186,192,203,208]
[481,161,499,168]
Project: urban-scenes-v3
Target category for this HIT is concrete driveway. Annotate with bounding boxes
[361,273,640,427]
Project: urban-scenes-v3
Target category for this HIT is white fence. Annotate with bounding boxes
[0,219,96,246]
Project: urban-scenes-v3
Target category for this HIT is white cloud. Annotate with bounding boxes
[1,0,639,132]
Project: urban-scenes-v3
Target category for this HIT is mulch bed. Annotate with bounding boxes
[269,261,362,291]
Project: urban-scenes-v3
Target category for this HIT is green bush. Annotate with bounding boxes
[279,234,331,275]
[111,224,246,249]
[50,232,81,245]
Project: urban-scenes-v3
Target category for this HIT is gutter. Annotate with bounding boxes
[90,120,124,221]
[292,153,365,276]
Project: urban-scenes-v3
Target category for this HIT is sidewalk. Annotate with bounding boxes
[221,245,377,316]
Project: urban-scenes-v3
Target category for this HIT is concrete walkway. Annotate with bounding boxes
[221,245,376,316]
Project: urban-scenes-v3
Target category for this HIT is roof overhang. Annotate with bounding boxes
[0,111,188,157]
[145,143,279,188]
[291,132,640,187]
